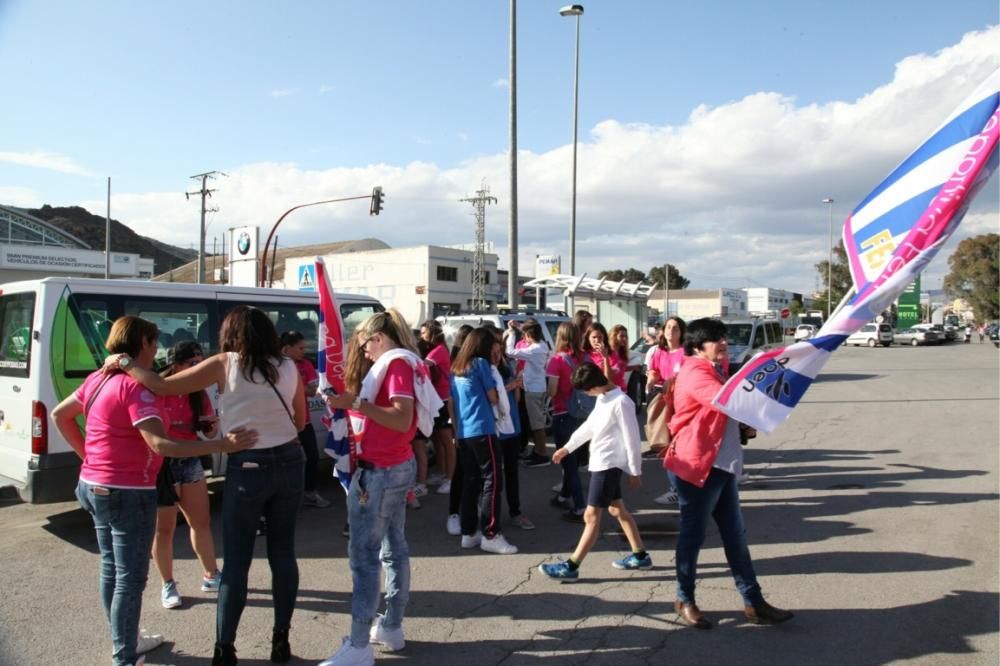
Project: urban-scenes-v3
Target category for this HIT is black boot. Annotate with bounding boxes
[271,628,291,663]
[212,643,237,666]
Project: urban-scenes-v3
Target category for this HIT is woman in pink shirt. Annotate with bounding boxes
[281,330,331,509]
[50,317,255,666]
[646,316,687,503]
[583,323,626,391]
[419,320,455,494]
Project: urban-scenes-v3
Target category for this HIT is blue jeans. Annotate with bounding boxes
[76,480,157,666]
[217,443,305,646]
[669,467,763,606]
[553,413,585,511]
[348,456,416,646]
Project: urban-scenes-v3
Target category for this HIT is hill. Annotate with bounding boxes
[27,205,199,273]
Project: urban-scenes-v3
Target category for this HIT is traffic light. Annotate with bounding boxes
[370,186,384,216]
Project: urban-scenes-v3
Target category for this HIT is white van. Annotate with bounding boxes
[436,310,571,349]
[723,317,786,372]
[0,277,383,503]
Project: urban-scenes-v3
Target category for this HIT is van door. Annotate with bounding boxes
[0,291,36,486]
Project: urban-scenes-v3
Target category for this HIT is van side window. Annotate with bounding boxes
[767,322,782,344]
[752,325,766,349]
[0,293,35,378]
[340,303,384,337]
[123,298,214,365]
[221,302,321,365]
[58,295,113,379]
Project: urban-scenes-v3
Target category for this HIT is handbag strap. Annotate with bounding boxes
[263,373,297,431]
[84,373,115,417]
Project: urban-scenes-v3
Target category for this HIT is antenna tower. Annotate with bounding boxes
[459,181,497,311]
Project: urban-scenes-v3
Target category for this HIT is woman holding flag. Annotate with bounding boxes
[320,309,441,666]
[665,318,792,630]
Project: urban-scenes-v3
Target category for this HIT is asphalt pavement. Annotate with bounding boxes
[0,342,997,665]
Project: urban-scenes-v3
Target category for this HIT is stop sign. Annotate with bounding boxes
[780,308,791,319]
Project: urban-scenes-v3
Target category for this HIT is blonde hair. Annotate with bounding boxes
[553,321,580,354]
[344,309,417,394]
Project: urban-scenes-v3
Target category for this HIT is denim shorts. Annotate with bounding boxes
[169,456,205,485]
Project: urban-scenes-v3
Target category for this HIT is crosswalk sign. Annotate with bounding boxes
[297,264,316,291]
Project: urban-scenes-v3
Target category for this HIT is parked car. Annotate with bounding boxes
[912,323,948,344]
[724,317,785,372]
[894,328,938,346]
[794,324,817,341]
[845,323,894,347]
[437,310,571,348]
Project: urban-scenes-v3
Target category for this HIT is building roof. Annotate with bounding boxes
[0,205,93,249]
[153,238,390,284]
[649,288,727,300]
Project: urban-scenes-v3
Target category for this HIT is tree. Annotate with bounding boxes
[789,298,804,316]
[597,268,646,283]
[943,233,999,322]
[812,240,853,316]
[648,264,690,289]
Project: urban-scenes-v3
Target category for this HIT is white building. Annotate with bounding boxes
[743,287,800,315]
[284,244,500,326]
[651,288,749,321]
[0,205,154,282]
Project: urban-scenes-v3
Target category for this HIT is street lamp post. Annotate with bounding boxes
[560,4,583,312]
[822,198,834,319]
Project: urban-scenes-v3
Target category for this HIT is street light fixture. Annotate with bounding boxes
[822,198,834,319]
[560,4,583,311]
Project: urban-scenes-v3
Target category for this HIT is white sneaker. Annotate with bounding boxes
[446,514,461,536]
[436,479,452,494]
[136,631,163,655]
[406,489,421,510]
[369,613,405,651]
[461,531,482,548]
[426,472,446,486]
[654,491,678,505]
[303,491,332,508]
[738,472,751,485]
[319,636,375,666]
[161,580,181,609]
[480,533,518,555]
[413,483,429,498]
[551,482,563,493]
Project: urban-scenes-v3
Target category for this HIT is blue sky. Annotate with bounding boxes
[1,0,997,294]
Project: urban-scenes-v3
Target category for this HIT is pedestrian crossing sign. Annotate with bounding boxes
[297,264,316,291]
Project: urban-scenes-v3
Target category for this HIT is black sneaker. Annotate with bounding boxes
[562,509,585,523]
[550,495,570,508]
[523,453,550,468]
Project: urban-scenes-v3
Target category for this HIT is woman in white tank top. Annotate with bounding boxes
[109,305,307,665]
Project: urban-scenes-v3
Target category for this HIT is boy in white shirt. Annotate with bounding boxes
[539,364,650,580]
[505,320,551,467]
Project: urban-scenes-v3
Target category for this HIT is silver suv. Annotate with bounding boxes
[723,317,786,372]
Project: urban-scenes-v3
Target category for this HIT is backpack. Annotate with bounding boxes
[559,353,596,420]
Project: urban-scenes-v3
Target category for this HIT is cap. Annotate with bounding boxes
[167,340,204,366]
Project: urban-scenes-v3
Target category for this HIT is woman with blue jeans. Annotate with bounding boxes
[321,309,439,666]
[664,318,792,629]
[52,316,255,666]
[109,306,307,665]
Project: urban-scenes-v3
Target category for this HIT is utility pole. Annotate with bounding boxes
[508,0,519,310]
[460,183,497,312]
[187,171,221,284]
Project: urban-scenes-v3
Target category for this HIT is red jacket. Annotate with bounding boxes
[664,355,729,488]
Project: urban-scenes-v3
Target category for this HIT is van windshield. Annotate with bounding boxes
[726,323,753,347]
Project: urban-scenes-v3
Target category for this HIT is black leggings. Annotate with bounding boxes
[297,423,319,493]
[500,435,521,517]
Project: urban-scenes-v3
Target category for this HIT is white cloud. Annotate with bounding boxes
[0,150,93,176]
[492,78,509,89]
[269,88,299,98]
[82,26,999,295]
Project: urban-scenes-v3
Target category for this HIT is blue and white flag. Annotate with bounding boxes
[714,68,999,433]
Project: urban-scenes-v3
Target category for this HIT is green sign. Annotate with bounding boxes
[896,275,921,329]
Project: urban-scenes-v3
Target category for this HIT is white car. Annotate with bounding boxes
[845,323,894,347]
[794,324,817,341]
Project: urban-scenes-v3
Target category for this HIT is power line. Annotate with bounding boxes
[186,170,223,284]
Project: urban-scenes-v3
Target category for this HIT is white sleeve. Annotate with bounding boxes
[620,400,643,477]
[563,412,595,454]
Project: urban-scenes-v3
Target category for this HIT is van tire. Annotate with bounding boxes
[867,338,877,348]
[911,339,919,347]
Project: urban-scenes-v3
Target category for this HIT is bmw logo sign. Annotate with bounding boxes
[237,231,252,255]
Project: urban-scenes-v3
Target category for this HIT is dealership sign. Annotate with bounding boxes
[0,245,140,276]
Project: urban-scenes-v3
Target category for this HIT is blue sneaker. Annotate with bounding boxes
[612,553,653,570]
[539,560,579,581]
[161,580,182,609]
[201,570,222,592]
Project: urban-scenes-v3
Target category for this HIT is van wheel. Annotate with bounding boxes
[911,339,919,347]
[867,338,877,348]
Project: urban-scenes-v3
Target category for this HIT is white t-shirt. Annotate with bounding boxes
[218,352,300,449]
[505,336,550,393]
[563,387,642,477]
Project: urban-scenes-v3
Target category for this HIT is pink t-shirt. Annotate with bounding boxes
[425,343,451,401]
[546,352,581,415]
[649,347,686,384]
[162,391,211,442]
[588,350,627,390]
[74,372,165,489]
[359,358,417,468]
[295,358,319,386]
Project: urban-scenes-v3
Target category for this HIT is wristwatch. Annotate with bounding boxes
[119,355,132,370]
